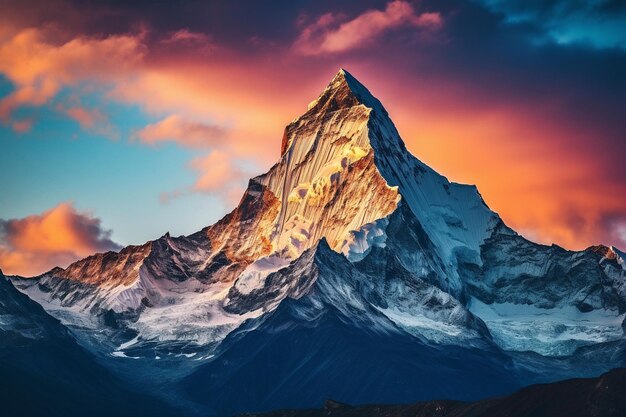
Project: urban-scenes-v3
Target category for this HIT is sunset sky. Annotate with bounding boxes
[1,0,625,276]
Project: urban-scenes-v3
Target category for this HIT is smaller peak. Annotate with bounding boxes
[588,245,625,264]
[314,237,333,254]
[46,266,65,276]
[159,231,171,240]
[610,245,625,260]
[325,399,349,410]
[588,244,615,258]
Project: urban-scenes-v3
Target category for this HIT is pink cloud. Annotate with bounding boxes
[63,106,106,129]
[0,26,280,207]
[191,150,244,192]
[159,29,216,55]
[294,1,442,55]
[162,29,213,46]
[54,102,118,138]
[0,28,145,121]
[10,119,34,133]
[0,202,120,276]
[160,150,247,205]
[135,114,227,148]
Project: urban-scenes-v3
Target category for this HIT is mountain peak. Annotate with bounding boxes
[305,68,383,116]
[280,69,390,156]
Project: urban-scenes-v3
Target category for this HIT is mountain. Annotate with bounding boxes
[237,367,626,417]
[0,270,183,417]
[5,69,626,415]
[181,240,522,416]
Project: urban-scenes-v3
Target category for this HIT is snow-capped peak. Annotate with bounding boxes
[610,246,626,270]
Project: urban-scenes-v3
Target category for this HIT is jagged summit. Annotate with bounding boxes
[305,69,384,116]
[280,68,389,156]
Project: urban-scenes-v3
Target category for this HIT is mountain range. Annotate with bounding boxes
[3,69,626,416]
[237,368,626,417]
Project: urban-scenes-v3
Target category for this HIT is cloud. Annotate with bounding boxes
[135,114,227,148]
[161,29,215,51]
[0,28,145,121]
[162,29,212,45]
[475,0,626,50]
[62,106,106,129]
[160,150,247,206]
[54,102,119,138]
[615,223,626,248]
[0,202,121,276]
[10,119,34,133]
[294,0,442,55]
[190,150,244,192]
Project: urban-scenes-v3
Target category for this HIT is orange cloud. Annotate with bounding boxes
[0,202,120,276]
[0,28,145,121]
[191,150,245,192]
[294,1,441,55]
[10,118,34,133]
[0,27,289,206]
[160,150,247,205]
[113,61,306,200]
[62,106,106,129]
[53,102,118,138]
[135,114,227,148]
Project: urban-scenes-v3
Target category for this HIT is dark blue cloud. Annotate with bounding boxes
[474,0,626,49]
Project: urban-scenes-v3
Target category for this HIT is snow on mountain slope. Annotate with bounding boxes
[7,69,626,360]
[257,70,401,258]
[0,270,185,417]
[610,246,626,270]
[182,241,523,416]
[461,225,626,355]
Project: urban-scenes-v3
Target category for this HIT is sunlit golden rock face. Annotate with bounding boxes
[258,70,400,258]
[58,242,151,287]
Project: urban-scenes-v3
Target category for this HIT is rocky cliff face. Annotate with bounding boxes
[8,69,626,366]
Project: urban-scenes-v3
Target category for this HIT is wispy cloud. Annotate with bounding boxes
[294,0,441,55]
[56,102,118,138]
[160,150,248,206]
[10,118,34,133]
[135,114,227,148]
[0,28,145,122]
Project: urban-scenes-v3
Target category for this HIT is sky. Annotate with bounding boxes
[1,0,625,276]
